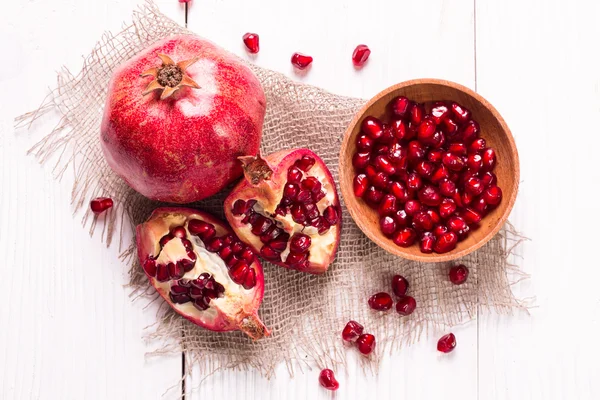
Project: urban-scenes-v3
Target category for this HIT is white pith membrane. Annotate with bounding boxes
[142,213,259,330]
[232,156,339,271]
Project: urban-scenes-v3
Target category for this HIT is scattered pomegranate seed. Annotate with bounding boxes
[437,333,457,353]
[291,52,313,70]
[391,275,409,297]
[242,33,259,53]
[90,197,113,214]
[449,264,469,284]
[342,320,364,342]
[396,295,417,316]
[368,292,394,311]
[356,333,376,355]
[319,369,339,391]
[352,44,371,67]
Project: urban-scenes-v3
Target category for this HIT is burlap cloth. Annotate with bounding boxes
[17,1,529,382]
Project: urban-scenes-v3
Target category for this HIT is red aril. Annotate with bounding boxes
[352,44,371,67]
[442,152,466,171]
[483,185,503,206]
[404,200,421,216]
[380,216,398,237]
[352,152,371,170]
[356,134,374,152]
[449,264,469,284]
[469,138,486,153]
[291,52,313,69]
[353,174,368,197]
[362,116,384,140]
[481,171,497,188]
[434,232,458,253]
[417,117,437,144]
[389,181,409,203]
[461,120,480,143]
[416,160,435,178]
[467,153,483,171]
[439,198,457,219]
[430,102,449,124]
[391,275,409,296]
[465,177,484,196]
[450,102,471,123]
[433,224,449,238]
[420,232,435,253]
[482,148,497,171]
[356,333,376,355]
[242,33,260,53]
[437,333,457,353]
[90,197,113,214]
[342,320,364,342]
[393,227,417,247]
[412,211,434,231]
[448,215,469,236]
[365,186,384,206]
[427,149,444,163]
[368,292,394,311]
[390,96,411,118]
[378,194,399,216]
[319,369,340,391]
[225,149,341,274]
[418,185,442,207]
[394,209,410,227]
[448,143,467,156]
[407,172,423,191]
[396,295,417,316]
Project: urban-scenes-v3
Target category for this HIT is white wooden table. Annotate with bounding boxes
[2,0,599,398]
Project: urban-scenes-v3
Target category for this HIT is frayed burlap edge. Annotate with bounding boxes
[16,0,531,387]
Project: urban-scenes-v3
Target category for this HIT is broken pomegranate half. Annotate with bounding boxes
[136,207,269,339]
[224,149,341,274]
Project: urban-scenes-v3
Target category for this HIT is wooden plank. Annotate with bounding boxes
[476,0,600,398]
[185,0,478,398]
[0,1,185,399]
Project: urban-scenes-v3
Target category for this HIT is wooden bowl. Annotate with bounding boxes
[339,79,520,262]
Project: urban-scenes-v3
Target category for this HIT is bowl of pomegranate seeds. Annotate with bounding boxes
[339,79,519,262]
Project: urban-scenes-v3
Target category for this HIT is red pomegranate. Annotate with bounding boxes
[101,35,266,203]
[224,149,341,274]
[136,207,269,339]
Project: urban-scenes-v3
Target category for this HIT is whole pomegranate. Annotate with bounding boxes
[101,35,266,203]
[224,149,341,274]
[136,207,269,339]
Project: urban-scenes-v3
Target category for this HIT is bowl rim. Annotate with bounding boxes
[339,78,520,262]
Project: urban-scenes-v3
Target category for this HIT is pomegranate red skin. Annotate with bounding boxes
[136,207,268,338]
[101,35,266,203]
[224,148,341,274]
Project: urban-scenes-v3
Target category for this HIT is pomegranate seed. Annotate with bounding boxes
[393,227,417,247]
[430,130,445,149]
[467,153,483,172]
[205,237,224,252]
[291,52,313,69]
[412,211,433,231]
[465,177,484,196]
[437,333,457,353]
[379,125,395,144]
[288,166,303,183]
[439,198,457,219]
[356,333,376,355]
[420,232,435,253]
[461,120,480,143]
[380,216,398,236]
[232,199,249,215]
[242,33,259,53]
[427,149,444,163]
[188,219,216,241]
[394,209,410,227]
[482,148,497,171]
[391,96,411,118]
[396,295,417,315]
[481,171,497,187]
[472,196,489,215]
[448,215,469,234]
[469,138,487,153]
[449,264,469,284]
[352,44,371,67]
[426,209,441,225]
[391,119,407,139]
[434,232,458,253]
[318,369,339,391]
[448,143,467,156]
[439,179,456,197]
[462,190,474,206]
[391,275,409,296]
[143,258,157,276]
[170,226,186,239]
[462,207,482,224]
[302,176,322,193]
[260,244,281,261]
[418,185,442,207]
[388,181,409,203]
[406,172,423,191]
[483,185,503,206]
[365,186,384,206]
[322,206,338,225]
[442,152,466,171]
[296,155,316,172]
[283,183,299,199]
[373,143,390,155]
[450,102,471,123]
[291,204,307,223]
[431,164,450,183]
[378,194,398,216]
[371,171,389,190]
[342,320,364,342]
[433,224,449,238]
[430,102,450,124]
[289,233,311,253]
[417,117,436,143]
[269,233,290,252]
[404,200,421,216]
[368,292,393,311]
[353,174,369,197]
[374,155,396,175]
[242,268,257,289]
[416,160,435,178]
[442,117,459,136]
[361,116,384,140]
[286,251,308,267]
[90,197,113,214]
[251,215,273,236]
[352,152,370,170]
[407,140,426,161]
[156,264,169,282]
[410,103,424,125]
[356,134,374,152]
[229,260,250,284]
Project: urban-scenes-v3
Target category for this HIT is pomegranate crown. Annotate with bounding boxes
[140,53,201,100]
[238,155,273,185]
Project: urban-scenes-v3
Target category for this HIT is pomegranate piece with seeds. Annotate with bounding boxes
[242,33,260,53]
[368,292,394,311]
[291,52,313,69]
[225,149,341,274]
[319,369,340,391]
[90,197,113,214]
[137,208,269,339]
[352,44,371,67]
[437,333,457,353]
[449,264,469,284]
[342,320,364,342]
[356,333,376,355]
[351,98,503,254]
